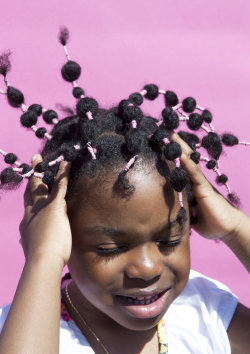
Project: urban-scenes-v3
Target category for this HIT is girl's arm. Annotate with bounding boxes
[172,133,250,352]
[0,156,72,354]
[0,255,64,354]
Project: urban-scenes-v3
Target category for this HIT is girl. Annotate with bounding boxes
[0,29,250,353]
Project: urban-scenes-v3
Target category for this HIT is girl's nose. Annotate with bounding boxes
[124,243,164,281]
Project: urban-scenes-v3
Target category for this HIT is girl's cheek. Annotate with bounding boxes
[162,236,190,283]
[69,249,124,286]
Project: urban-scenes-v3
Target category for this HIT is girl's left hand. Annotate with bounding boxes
[171,133,244,242]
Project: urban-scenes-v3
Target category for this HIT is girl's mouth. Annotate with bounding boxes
[115,288,171,319]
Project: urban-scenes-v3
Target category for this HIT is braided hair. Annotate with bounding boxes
[1,27,249,226]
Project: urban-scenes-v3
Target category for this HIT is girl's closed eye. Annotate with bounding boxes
[156,238,183,252]
[96,237,183,258]
[96,244,128,257]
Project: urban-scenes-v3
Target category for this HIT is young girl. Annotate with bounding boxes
[0,29,250,353]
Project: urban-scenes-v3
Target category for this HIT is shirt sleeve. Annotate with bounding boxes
[188,270,238,330]
[0,304,11,333]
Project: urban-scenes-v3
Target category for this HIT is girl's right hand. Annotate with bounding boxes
[19,154,72,267]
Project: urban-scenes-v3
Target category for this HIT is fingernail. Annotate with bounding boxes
[32,154,38,161]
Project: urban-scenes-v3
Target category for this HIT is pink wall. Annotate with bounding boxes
[0,0,249,308]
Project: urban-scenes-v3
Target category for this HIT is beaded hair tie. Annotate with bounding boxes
[0,27,249,217]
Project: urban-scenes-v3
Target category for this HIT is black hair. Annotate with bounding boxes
[0,27,243,227]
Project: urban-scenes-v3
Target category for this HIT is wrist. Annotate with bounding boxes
[25,252,65,273]
[220,210,248,245]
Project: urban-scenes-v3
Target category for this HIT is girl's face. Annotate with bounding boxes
[67,168,190,330]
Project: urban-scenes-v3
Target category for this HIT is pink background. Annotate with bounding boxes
[0,0,249,307]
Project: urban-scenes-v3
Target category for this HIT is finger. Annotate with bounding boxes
[180,153,211,189]
[170,132,209,185]
[23,179,32,208]
[50,161,71,202]
[29,154,49,204]
[170,132,194,155]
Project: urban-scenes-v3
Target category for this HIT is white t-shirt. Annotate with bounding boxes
[0,270,238,353]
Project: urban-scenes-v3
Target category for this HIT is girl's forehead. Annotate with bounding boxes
[70,169,182,233]
[75,168,175,209]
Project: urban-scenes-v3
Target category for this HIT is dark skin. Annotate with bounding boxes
[1,135,249,353]
[64,168,190,353]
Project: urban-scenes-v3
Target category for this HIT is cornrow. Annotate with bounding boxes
[1,27,249,227]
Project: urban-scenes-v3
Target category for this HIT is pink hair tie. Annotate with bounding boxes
[200,156,209,162]
[22,168,35,178]
[63,45,70,61]
[125,155,138,172]
[139,89,147,96]
[74,144,81,151]
[87,142,97,160]
[174,157,184,208]
[48,155,65,167]
[131,120,137,128]
[196,105,204,111]
[172,103,182,110]
[174,157,181,168]
[52,118,59,125]
[44,132,52,140]
[12,167,22,172]
[178,191,184,208]
[21,104,28,112]
[31,125,52,140]
[33,172,44,178]
[4,77,10,86]
[0,149,6,157]
[86,111,93,120]
[163,137,170,145]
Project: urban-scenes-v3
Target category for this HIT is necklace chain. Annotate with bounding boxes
[65,283,110,354]
[64,283,167,354]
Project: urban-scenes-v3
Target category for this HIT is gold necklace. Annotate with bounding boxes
[65,283,110,354]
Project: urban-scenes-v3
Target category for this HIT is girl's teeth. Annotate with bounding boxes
[119,291,163,305]
[123,294,161,304]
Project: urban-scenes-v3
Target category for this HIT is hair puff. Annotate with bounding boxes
[165,91,178,107]
[143,84,159,100]
[61,60,81,82]
[170,167,189,192]
[76,97,99,118]
[182,97,196,113]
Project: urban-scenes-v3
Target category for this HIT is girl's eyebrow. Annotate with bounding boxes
[83,215,186,237]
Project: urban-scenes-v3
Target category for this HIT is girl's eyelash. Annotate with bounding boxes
[96,246,127,257]
[157,239,182,249]
[97,239,182,258]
